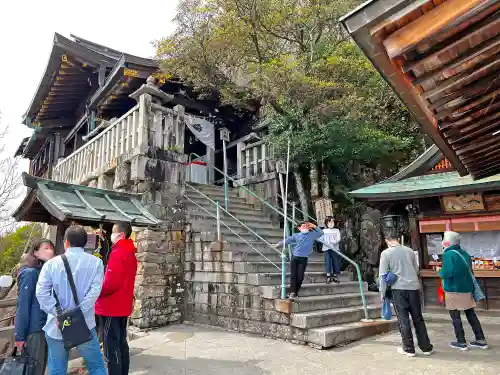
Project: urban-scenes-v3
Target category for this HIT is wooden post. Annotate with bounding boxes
[55,223,68,255]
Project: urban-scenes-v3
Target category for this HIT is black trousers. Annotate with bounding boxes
[290,256,308,294]
[449,308,485,344]
[392,289,433,353]
[24,331,47,375]
[98,316,130,375]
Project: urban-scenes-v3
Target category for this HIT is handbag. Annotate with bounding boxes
[0,348,30,375]
[53,255,93,350]
[450,250,485,302]
[381,298,392,320]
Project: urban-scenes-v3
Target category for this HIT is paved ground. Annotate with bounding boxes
[125,321,499,375]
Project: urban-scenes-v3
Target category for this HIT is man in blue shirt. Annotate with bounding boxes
[276,222,323,300]
[36,225,107,375]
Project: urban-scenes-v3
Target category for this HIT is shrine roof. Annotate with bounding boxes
[350,171,500,201]
[13,173,161,226]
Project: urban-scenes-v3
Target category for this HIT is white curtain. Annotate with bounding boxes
[185,116,215,149]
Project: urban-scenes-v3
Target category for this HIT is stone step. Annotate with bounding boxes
[187,184,241,198]
[188,208,270,223]
[291,292,380,313]
[188,215,278,231]
[188,212,275,229]
[186,249,325,263]
[188,205,271,221]
[196,226,283,240]
[259,281,365,299]
[186,195,255,209]
[246,271,352,286]
[291,304,381,329]
[184,311,308,343]
[243,261,325,274]
[185,261,325,274]
[307,319,397,349]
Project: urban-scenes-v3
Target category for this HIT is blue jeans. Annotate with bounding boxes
[45,328,107,375]
[324,250,341,275]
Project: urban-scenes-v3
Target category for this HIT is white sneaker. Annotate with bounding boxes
[397,347,416,357]
[422,350,435,356]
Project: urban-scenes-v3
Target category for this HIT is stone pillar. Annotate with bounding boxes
[132,227,185,328]
[124,79,189,329]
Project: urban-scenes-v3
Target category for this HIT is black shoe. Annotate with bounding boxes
[288,293,297,301]
[331,275,340,284]
[325,276,331,284]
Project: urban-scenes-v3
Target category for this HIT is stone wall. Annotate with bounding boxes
[132,228,185,328]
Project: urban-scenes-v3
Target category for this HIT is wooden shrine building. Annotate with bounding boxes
[342,0,500,310]
[341,0,500,179]
[351,146,500,310]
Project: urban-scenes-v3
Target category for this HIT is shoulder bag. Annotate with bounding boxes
[450,250,485,302]
[53,254,93,350]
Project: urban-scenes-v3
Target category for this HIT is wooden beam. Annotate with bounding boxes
[440,101,500,130]
[461,145,500,165]
[454,132,498,155]
[463,151,500,168]
[421,57,500,100]
[412,34,500,86]
[402,9,500,73]
[447,119,500,144]
[469,161,500,177]
[370,0,432,36]
[443,110,500,137]
[431,74,500,111]
[436,87,500,121]
[383,0,493,58]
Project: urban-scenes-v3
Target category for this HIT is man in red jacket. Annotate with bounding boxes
[96,222,137,375]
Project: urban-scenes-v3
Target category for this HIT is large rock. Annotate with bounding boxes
[359,207,382,267]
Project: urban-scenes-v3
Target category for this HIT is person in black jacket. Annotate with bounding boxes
[15,239,54,375]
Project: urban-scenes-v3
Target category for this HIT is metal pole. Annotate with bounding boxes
[223,139,229,211]
[281,137,291,300]
[216,201,221,241]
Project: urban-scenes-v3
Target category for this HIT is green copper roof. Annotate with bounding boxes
[13,173,161,226]
[350,172,500,201]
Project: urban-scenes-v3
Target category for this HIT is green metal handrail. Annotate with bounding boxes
[187,153,370,319]
[185,182,282,271]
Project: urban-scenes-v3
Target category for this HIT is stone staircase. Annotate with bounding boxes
[184,183,395,348]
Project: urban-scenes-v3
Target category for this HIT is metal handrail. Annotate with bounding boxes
[318,241,370,321]
[187,153,370,319]
[185,183,282,270]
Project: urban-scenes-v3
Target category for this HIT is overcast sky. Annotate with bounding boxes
[0,0,179,162]
[0,1,179,215]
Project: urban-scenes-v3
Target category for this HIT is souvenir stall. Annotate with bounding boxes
[351,146,500,311]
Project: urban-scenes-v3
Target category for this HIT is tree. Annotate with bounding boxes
[0,224,42,275]
[156,0,426,214]
[0,112,21,231]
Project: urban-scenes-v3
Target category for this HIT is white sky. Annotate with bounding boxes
[0,0,179,214]
[0,0,179,163]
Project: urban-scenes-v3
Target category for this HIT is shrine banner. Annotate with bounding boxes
[185,116,215,149]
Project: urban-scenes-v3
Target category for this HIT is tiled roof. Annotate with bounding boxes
[350,171,500,201]
[13,173,161,226]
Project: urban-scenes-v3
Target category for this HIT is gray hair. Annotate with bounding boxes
[443,231,460,246]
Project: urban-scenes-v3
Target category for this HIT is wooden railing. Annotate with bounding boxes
[237,140,273,179]
[0,298,17,353]
[53,104,143,185]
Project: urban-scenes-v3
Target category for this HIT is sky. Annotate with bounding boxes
[0,0,179,213]
[0,0,179,162]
